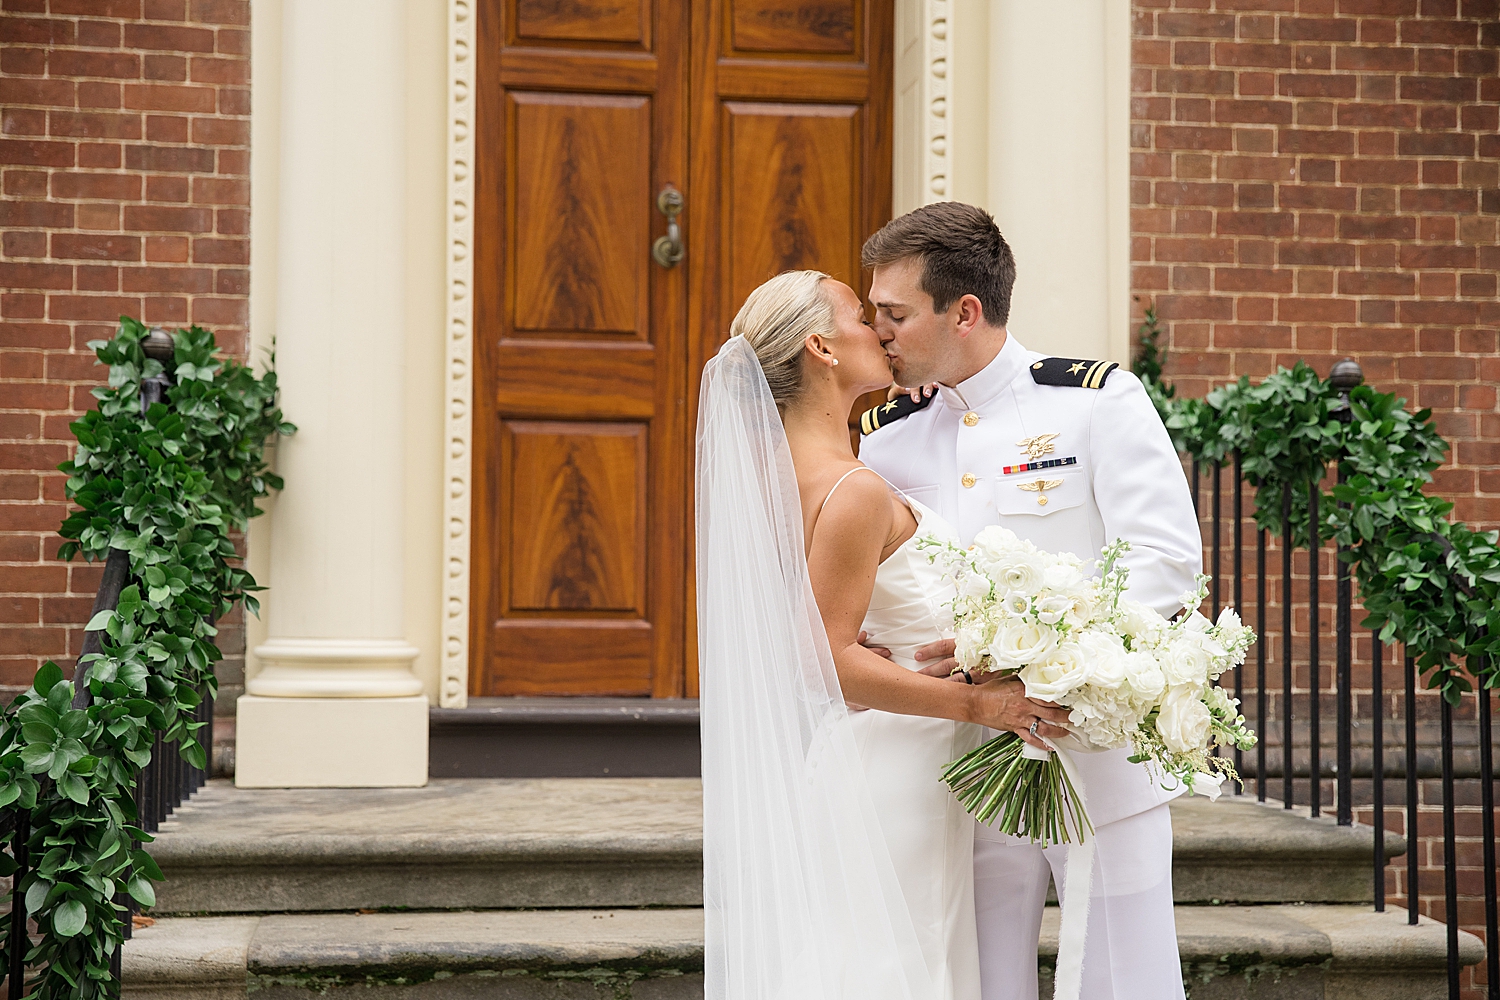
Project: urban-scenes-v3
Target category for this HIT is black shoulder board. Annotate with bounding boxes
[858,391,934,435]
[1030,357,1119,390]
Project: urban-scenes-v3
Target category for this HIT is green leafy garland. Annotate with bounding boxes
[0,318,290,999]
[1132,305,1499,701]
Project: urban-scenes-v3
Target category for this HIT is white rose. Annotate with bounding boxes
[1076,630,1130,690]
[1123,650,1166,702]
[972,526,1025,562]
[1043,561,1086,591]
[1157,684,1212,753]
[1019,642,1093,700]
[987,619,1058,671]
[1159,629,1221,686]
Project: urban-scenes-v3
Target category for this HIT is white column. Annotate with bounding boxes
[891,0,1132,363]
[237,0,428,788]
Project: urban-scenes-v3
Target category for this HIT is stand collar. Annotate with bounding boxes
[939,333,1031,411]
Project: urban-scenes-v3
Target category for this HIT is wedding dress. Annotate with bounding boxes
[837,473,984,1000]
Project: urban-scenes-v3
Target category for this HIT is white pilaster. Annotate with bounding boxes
[237,0,427,788]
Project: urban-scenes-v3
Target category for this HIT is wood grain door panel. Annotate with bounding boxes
[504,421,646,613]
[512,0,649,47]
[728,0,859,55]
[474,0,890,699]
[474,0,687,698]
[725,102,860,308]
[511,93,651,338]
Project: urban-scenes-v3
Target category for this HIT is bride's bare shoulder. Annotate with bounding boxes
[808,465,893,539]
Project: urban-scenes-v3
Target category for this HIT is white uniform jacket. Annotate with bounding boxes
[860,333,1203,829]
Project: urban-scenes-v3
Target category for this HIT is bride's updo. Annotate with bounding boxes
[730,269,835,407]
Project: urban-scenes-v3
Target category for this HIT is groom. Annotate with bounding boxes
[856,202,1201,999]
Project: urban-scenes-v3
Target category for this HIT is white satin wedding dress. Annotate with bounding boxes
[827,468,984,1000]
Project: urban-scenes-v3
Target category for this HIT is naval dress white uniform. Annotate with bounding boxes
[859,333,1202,1000]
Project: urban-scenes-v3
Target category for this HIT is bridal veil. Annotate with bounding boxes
[696,336,936,1000]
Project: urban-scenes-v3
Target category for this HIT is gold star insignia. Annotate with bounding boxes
[882,401,898,414]
[1068,362,1088,375]
[1016,433,1059,461]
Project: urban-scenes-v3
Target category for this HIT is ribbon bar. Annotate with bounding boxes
[1000,456,1078,476]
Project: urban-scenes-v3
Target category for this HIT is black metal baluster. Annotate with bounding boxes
[8,812,29,1000]
[1373,636,1386,911]
[1309,485,1321,817]
[1441,691,1459,999]
[1406,652,1419,926]
[1257,527,1267,802]
[1282,484,1294,809]
[1336,482,1352,826]
[1191,459,1201,517]
[1212,460,1222,620]
[1233,452,1244,788]
[1478,656,1497,1000]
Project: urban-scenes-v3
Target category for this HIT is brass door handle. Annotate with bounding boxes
[652,185,684,269]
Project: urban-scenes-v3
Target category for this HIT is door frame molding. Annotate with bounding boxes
[441,0,920,707]
[442,0,476,708]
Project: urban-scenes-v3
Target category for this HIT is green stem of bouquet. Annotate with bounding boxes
[942,731,1094,846]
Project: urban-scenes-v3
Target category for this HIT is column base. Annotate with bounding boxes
[235,695,429,788]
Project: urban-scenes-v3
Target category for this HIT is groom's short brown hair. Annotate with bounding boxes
[861,202,1016,327]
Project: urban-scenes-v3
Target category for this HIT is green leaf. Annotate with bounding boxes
[57,773,88,805]
[34,661,65,697]
[52,899,88,938]
[127,874,156,907]
[85,609,116,631]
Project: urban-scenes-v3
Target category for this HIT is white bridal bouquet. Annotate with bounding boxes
[920,528,1257,845]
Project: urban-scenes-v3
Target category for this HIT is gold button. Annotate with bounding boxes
[1032,362,1044,369]
[961,473,977,489]
[963,411,979,427]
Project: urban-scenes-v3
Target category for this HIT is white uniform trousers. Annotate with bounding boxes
[973,803,1184,1000]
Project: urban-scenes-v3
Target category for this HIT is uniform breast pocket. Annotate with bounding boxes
[995,468,1086,517]
[994,469,1091,558]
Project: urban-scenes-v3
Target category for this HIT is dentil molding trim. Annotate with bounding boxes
[442,0,474,708]
[923,0,949,202]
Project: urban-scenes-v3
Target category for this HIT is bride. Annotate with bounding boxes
[697,270,1071,1000]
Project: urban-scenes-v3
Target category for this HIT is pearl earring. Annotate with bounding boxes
[831,358,839,366]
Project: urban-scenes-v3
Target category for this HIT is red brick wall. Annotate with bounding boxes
[0,0,250,700]
[1130,0,1499,533]
[1131,3,1499,993]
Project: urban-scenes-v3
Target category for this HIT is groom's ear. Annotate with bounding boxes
[952,293,986,338]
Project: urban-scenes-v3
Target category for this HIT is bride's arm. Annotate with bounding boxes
[809,478,1068,746]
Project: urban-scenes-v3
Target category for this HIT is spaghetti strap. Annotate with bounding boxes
[817,465,883,515]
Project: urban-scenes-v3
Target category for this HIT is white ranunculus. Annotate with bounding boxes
[1019,642,1093,700]
[994,551,1048,600]
[1043,560,1086,592]
[1157,684,1212,752]
[1077,630,1130,690]
[987,619,1058,671]
[1123,650,1166,702]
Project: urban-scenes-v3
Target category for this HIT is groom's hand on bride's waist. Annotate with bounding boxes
[914,639,1071,750]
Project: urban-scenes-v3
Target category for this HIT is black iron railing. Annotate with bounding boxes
[4,330,212,998]
[1191,358,1498,999]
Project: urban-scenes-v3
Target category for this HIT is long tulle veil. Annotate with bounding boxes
[697,336,937,1000]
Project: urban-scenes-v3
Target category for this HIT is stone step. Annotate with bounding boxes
[150,780,1401,914]
[123,905,1481,1000]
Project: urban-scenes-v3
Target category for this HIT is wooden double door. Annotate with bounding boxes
[472,0,893,698]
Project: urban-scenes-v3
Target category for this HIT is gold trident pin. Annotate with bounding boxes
[1016,433,1059,461]
[1017,478,1063,506]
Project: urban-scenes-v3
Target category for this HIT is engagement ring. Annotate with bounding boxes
[1029,719,1040,738]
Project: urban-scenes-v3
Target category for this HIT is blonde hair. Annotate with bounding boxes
[730,270,836,407]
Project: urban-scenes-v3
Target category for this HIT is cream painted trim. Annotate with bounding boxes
[1104,0,1132,365]
[441,0,475,708]
[923,0,949,202]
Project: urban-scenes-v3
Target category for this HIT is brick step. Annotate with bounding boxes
[150,781,1400,914]
[122,905,1481,1000]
